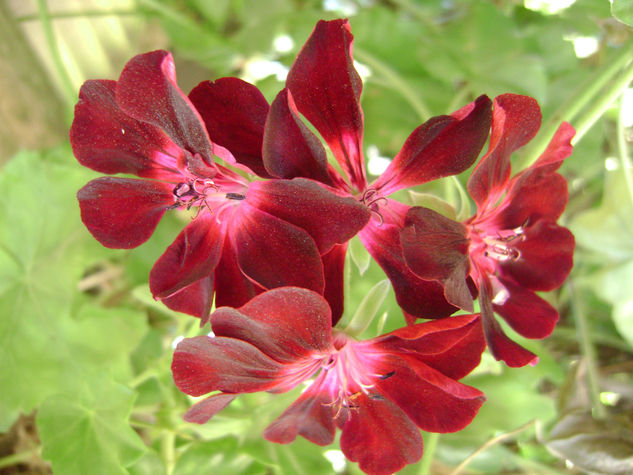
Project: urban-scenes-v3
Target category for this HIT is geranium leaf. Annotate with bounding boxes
[0,148,145,428]
[612,0,633,26]
[173,438,266,475]
[37,376,146,475]
[547,411,633,474]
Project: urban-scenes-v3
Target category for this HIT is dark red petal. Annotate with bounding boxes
[359,219,458,319]
[372,314,485,379]
[189,78,271,177]
[415,316,486,380]
[493,123,574,227]
[496,173,568,228]
[374,95,492,196]
[230,204,325,293]
[162,276,214,322]
[340,393,423,475]
[493,277,559,339]
[211,287,333,362]
[171,335,288,396]
[264,373,336,446]
[375,355,485,433]
[468,94,542,208]
[322,244,347,326]
[532,121,575,170]
[480,279,538,367]
[246,179,370,254]
[263,88,333,184]
[500,221,575,291]
[70,80,183,180]
[149,214,223,299]
[213,239,264,310]
[115,50,215,164]
[183,393,236,424]
[401,207,473,311]
[77,177,173,248]
[286,19,366,190]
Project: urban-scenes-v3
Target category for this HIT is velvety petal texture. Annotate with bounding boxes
[263,89,333,185]
[171,288,486,475]
[70,80,182,180]
[189,77,271,177]
[149,215,224,299]
[340,394,423,475]
[401,207,473,311]
[286,19,366,190]
[373,95,492,196]
[245,179,370,254]
[359,214,458,319]
[77,177,174,248]
[467,94,542,209]
[229,204,325,293]
[116,50,216,164]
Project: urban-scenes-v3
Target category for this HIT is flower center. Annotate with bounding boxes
[360,189,387,225]
[471,225,525,263]
[171,177,247,218]
[319,336,390,417]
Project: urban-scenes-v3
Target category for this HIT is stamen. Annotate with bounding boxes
[226,192,246,200]
[360,189,388,226]
[379,371,395,380]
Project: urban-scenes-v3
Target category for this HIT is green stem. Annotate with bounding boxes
[573,57,633,145]
[617,95,633,207]
[0,447,41,469]
[419,432,439,475]
[569,280,606,419]
[518,43,633,169]
[161,430,176,475]
[36,0,75,118]
[354,48,432,121]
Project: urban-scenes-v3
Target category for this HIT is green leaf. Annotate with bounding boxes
[547,411,633,473]
[572,168,633,347]
[407,190,457,220]
[612,0,633,27]
[37,376,146,475]
[571,168,633,261]
[174,438,264,475]
[0,149,146,428]
[341,279,390,337]
[348,236,371,276]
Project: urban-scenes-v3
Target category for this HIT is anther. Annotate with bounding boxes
[226,193,246,200]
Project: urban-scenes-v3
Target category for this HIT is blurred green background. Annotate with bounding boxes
[1,0,633,473]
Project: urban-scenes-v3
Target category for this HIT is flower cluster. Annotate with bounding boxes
[71,18,574,475]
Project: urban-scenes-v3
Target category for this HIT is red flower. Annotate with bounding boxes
[71,50,370,320]
[400,95,575,367]
[172,287,486,475]
[189,20,493,324]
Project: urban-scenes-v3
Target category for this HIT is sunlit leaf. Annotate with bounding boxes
[0,149,145,428]
[612,0,633,27]
[37,376,145,474]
